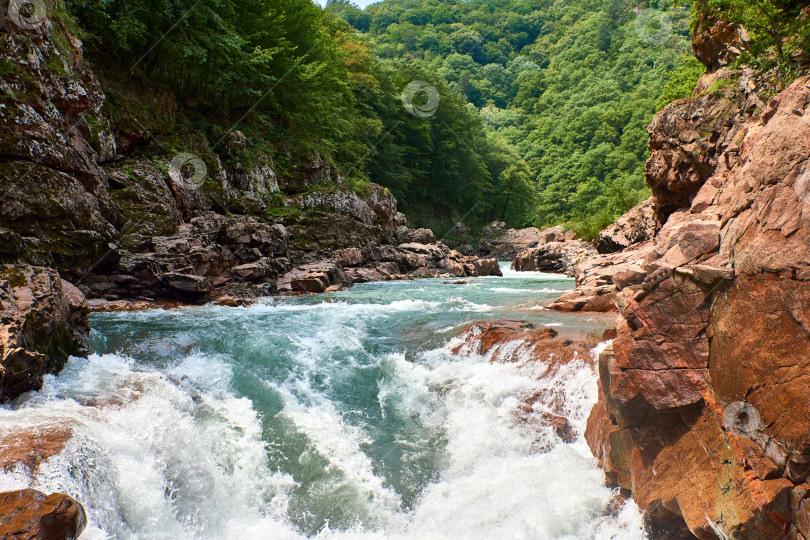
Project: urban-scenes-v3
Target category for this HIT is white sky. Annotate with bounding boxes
[314,0,380,8]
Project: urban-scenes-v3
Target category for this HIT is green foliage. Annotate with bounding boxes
[693,0,810,64]
[357,0,692,229]
[64,0,715,236]
[656,54,706,109]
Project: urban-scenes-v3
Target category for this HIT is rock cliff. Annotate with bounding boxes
[583,52,810,540]
[0,3,500,305]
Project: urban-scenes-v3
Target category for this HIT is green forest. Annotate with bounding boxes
[64,0,810,239]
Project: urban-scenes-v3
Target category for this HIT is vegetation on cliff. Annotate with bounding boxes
[55,0,810,239]
[57,0,693,239]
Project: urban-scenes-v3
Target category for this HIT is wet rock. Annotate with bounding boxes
[453,319,597,444]
[277,262,349,294]
[467,257,502,277]
[0,424,73,475]
[0,489,87,540]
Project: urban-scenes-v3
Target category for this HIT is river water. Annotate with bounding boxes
[0,264,645,539]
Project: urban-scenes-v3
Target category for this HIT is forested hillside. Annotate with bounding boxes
[328,0,700,236]
[60,0,809,240]
[57,0,687,239]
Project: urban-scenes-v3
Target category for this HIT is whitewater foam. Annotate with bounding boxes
[0,272,644,540]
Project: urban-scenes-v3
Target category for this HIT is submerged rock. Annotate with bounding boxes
[453,319,598,445]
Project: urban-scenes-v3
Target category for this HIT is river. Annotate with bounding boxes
[0,264,646,539]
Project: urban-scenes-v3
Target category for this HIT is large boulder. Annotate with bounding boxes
[361,184,405,240]
[511,241,597,275]
[0,265,89,402]
[645,68,766,224]
[452,319,599,444]
[277,262,350,294]
[0,489,87,540]
[691,8,750,72]
[479,223,576,259]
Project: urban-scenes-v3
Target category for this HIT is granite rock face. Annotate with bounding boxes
[0,489,87,540]
[479,223,576,260]
[594,198,657,254]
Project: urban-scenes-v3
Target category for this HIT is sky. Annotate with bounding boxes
[314,0,380,8]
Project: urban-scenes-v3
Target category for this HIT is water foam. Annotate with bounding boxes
[0,276,644,540]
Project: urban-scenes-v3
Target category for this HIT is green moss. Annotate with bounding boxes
[264,206,302,219]
[0,58,20,78]
[709,78,736,97]
[0,266,27,288]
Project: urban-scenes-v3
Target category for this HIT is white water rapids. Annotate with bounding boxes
[0,265,646,539]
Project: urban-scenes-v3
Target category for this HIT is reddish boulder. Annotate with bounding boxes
[595,198,658,254]
[0,489,87,540]
[0,266,90,402]
[453,319,598,444]
[277,262,349,294]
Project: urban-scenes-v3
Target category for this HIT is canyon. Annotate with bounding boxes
[1,2,810,539]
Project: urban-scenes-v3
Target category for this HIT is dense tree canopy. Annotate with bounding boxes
[64,0,808,240]
[331,0,694,234]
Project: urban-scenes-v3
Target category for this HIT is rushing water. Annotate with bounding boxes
[0,264,645,539]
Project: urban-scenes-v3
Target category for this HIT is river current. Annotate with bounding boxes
[0,264,646,539]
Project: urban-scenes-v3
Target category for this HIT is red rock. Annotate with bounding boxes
[453,319,598,445]
[277,262,349,294]
[0,266,89,402]
[595,198,658,254]
[0,424,73,475]
[585,75,810,538]
[0,489,87,540]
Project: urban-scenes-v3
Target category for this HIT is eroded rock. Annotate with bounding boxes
[0,265,89,402]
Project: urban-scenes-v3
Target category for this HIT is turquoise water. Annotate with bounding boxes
[0,264,643,539]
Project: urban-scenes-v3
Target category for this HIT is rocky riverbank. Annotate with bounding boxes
[504,17,810,539]
[0,3,505,527]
